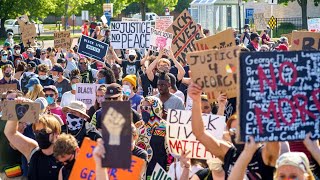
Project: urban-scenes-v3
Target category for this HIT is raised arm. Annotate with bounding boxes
[189,82,231,161]
[140,49,150,66]
[168,49,185,81]
[109,46,122,65]
[216,93,227,116]
[93,138,109,180]
[146,50,164,81]
[303,133,320,165]
[4,120,38,161]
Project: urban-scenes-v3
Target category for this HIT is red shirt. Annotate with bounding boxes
[82,24,89,36]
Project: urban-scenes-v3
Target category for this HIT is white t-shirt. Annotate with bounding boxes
[167,161,203,179]
[60,91,75,107]
[40,58,53,69]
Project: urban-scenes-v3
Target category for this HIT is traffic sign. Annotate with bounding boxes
[268,16,277,30]
[268,0,278,5]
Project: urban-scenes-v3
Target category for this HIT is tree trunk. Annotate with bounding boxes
[301,0,307,29]
[140,0,146,21]
[0,17,7,38]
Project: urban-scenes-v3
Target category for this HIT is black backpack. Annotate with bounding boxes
[20,72,37,94]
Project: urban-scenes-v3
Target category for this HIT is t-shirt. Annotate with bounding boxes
[40,59,52,68]
[155,94,185,110]
[60,91,75,107]
[223,146,275,180]
[55,78,72,102]
[168,162,203,179]
[0,60,14,69]
[195,168,213,180]
[50,106,67,124]
[132,146,148,162]
[224,97,237,121]
[121,60,141,77]
[25,58,41,66]
[38,77,54,87]
[129,94,143,111]
[174,90,185,103]
[261,34,270,45]
[140,73,154,97]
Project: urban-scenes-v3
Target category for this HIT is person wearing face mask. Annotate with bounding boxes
[51,64,72,103]
[65,49,77,76]
[247,32,261,52]
[122,74,142,111]
[96,67,116,84]
[25,78,45,101]
[8,45,24,68]
[88,85,106,120]
[0,64,19,89]
[5,32,14,47]
[135,96,172,178]
[110,47,147,77]
[39,49,53,69]
[25,48,41,66]
[0,50,14,68]
[43,85,67,124]
[4,113,63,180]
[189,82,280,180]
[78,57,97,83]
[241,24,251,46]
[37,64,54,87]
[60,73,80,108]
[61,101,102,146]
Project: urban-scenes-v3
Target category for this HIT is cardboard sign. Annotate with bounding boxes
[195,29,236,51]
[166,9,203,63]
[2,101,40,123]
[69,138,145,180]
[121,18,142,22]
[151,163,173,180]
[187,46,241,102]
[110,21,151,49]
[0,84,17,95]
[101,101,132,168]
[308,18,320,32]
[78,35,109,62]
[166,109,226,159]
[75,83,97,110]
[155,16,174,31]
[16,15,29,25]
[150,28,173,52]
[20,23,37,47]
[54,31,72,49]
[290,31,320,51]
[238,51,320,142]
[253,13,268,31]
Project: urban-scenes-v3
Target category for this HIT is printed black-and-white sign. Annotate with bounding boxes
[239,51,320,142]
[78,35,109,62]
[110,21,151,49]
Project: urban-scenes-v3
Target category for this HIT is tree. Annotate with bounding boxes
[0,0,56,37]
[173,0,192,13]
[278,0,319,29]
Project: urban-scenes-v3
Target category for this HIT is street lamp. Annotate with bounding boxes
[238,0,242,33]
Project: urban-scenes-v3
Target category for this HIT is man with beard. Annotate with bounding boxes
[78,57,97,83]
[188,82,280,180]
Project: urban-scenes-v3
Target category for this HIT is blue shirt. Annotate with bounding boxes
[130,94,142,111]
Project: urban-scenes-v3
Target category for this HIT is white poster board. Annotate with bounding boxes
[308,18,320,32]
[151,163,173,180]
[155,16,173,31]
[149,28,173,52]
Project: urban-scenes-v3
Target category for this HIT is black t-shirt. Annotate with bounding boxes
[195,168,213,180]
[224,97,237,121]
[28,149,62,180]
[121,60,141,77]
[0,60,14,69]
[140,73,153,97]
[8,54,23,67]
[26,58,41,65]
[132,146,148,162]
[223,146,275,180]
[39,77,55,87]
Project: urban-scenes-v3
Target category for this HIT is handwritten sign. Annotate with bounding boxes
[238,51,320,142]
[2,100,40,123]
[167,109,226,159]
[155,16,174,31]
[253,13,268,31]
[290,31,320,51]
[101,101,132,168]
[78,35,109,62]
[308,18,320,32]
[111,21,151,49]
[187,46,241,102]
[150,28,173,52]
[121,18,142,22]
[20,23,37,47]
[54,31,72,49]
[195,29,235,51]
[151,163,173,180]
[0,84,17,95]
[16,15,29,25]
[75,83,96,110]
[69,138,145,180]
[166,9,203,63]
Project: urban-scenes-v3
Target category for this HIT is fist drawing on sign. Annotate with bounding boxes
[156,36,167,50]
[103,107,126,145]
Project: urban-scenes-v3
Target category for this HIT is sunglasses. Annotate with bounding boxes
[106,97,119,101]
[34,128,52,135]
[140,105,152,111]
[45,94,54,97]
[41,53,46,55]
[203,106,211,110]
[79,62,87,65]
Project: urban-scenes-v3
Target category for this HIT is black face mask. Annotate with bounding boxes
[129,55,135,61]
[4,72,11,77]
[35,130,52,149]
[231,134,245,152]
[63,154,76,169]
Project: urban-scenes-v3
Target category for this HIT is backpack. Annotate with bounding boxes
[20,72,37,94]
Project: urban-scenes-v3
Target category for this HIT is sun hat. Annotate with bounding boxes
[62,101,89,119]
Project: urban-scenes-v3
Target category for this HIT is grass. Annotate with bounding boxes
[43,24,81,31]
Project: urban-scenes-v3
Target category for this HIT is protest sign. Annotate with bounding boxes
[20,23,37,47]
[78,35,109,62]
[151,163,173,180]
[239,51,320,142]
[16,15,29,25]
[166,9,203,63]
[111,21,151,49]
[155,16,174,31]
[0,84,17,95]
[167,109,226,159]
[101,101,132,168]
[195,28,236,51]
[308,18,320,32]
[187,46,241,102]
[54,31,72,49]
[69,138,145,180]
[75,83,96,110]
[121,17,142,22]
[150,28,173,52]
[290,31,320,51]
[253,13,268,31]
[2,100,40,123]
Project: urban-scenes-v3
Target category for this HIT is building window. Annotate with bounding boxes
[227,6,232,27]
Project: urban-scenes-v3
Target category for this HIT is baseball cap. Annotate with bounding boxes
[279,36,288,43]
[25,78,40,88]
[43,85,58,94]
[128,49,136,56]
[4,42,10,47]
[1,50,8,56]
[35,97,48,111]
[51,64,64,72]
[57,58,66,64]
[276,152,310,173]
[27,48,35,53]
[28,61,37,68]
[105,83,122,98]
[250,32,259,40]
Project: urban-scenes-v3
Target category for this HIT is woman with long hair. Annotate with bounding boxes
[25,78,45,101]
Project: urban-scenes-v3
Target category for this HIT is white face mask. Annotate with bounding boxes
[15,50,20,54]
[122,85,131,96]
[39,75,48,80]
[52,75,59,81]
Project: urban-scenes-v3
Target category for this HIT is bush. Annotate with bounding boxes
[274,22,296,37]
